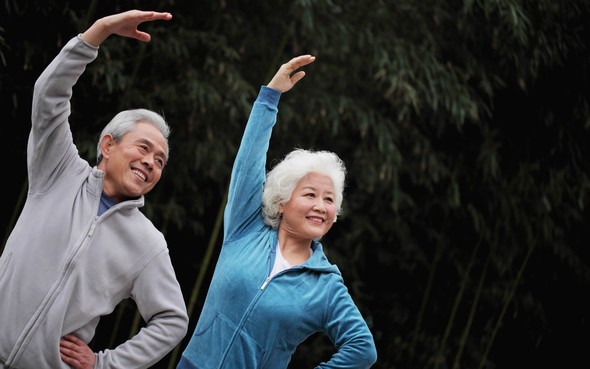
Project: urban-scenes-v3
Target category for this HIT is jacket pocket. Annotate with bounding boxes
[185,312,265,369]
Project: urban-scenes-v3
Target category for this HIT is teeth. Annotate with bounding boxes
[309,217,323,222]
[132,169,146,181]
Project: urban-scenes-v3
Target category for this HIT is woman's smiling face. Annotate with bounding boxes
[279,172,337,241]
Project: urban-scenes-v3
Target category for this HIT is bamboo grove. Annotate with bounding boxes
[1,1,589,368]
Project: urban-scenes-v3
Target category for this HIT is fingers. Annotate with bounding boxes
[61,334,83,345]
[127,11,173,42]
[287,55,316,71]
[60,336,81,368]
[289,71,307,86]
[285,55,315,87]
[139,11,173,22]
[133,30,152,42]
[278,55,315,78]
[267,54,315,92]
[60,335,96,369]
[82,10,172,46]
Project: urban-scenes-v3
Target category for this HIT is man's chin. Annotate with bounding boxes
[126,188,148,198]
[138,186,155,196]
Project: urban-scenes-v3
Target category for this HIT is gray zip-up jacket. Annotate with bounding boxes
[0,35,188,369]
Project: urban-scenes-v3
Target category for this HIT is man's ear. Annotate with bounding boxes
[99,134,115,159]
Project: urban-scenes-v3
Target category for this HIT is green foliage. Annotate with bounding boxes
[2,0,590,368]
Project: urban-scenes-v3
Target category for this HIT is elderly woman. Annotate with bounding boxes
[177,55,377,369]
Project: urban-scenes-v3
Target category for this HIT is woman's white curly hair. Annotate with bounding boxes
[262,148,346,229]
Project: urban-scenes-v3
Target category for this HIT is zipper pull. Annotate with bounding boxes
[260,276,271,290]
[88,219,98,237]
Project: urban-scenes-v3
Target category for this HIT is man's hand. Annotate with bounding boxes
[81,10,172,47]
[60,334,96,369]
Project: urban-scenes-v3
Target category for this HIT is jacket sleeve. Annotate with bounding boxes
[223,86,281,241]
[317,280,378,369]
[94,249,189,369]
[28,35,97,194]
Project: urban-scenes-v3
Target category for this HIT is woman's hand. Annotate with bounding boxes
[267,55,316,93]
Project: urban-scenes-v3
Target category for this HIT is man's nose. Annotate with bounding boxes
[141,154,155,169]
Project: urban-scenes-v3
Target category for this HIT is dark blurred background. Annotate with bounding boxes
[1,1,590,368]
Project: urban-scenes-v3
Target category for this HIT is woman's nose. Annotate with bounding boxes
[313,200,326,212]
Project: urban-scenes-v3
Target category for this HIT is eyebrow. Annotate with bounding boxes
[302,186,334,195]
